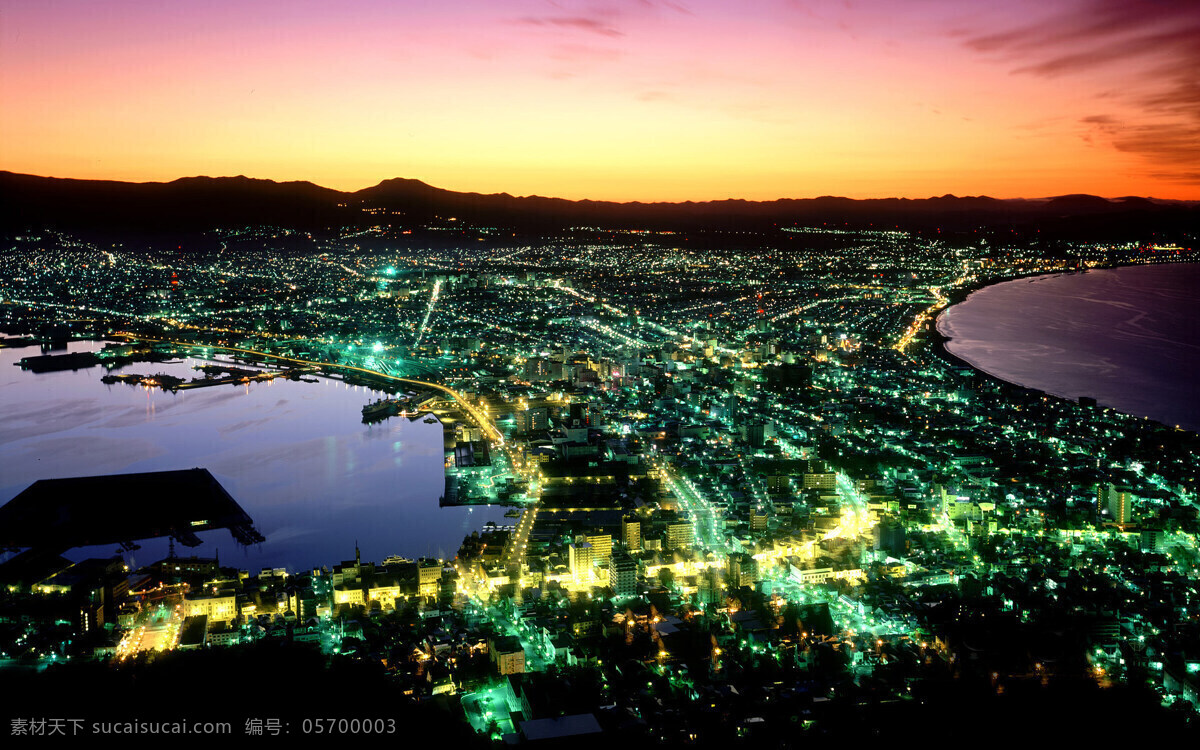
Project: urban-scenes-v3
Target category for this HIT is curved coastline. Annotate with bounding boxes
[930,270,1064,379]
[928,262,1200,435]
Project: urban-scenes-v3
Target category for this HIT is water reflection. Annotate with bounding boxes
[0,341,506,570]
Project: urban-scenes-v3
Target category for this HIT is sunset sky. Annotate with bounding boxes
[3,0,1198,201]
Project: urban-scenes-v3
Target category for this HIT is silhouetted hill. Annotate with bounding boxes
[1043,194,1134,214]
[2,171,1196,238]
[0,172,349,231]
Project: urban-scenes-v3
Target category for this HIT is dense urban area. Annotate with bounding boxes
[2,219,1199,744]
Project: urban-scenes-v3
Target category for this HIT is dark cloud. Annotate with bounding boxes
[963,0,1200,181]
[1112,124,1200,167]
[1082,115,1200,182]
[965,0,1198,55]
[1012,28,1199,78]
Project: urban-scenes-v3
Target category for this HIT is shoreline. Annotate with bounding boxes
[924,260,1200,437]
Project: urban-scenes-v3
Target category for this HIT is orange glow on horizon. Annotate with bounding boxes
[3,1,1198,202]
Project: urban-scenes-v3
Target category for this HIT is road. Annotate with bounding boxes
[503,506,538,568]
[655,458,728,556]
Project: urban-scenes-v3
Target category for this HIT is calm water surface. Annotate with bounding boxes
[938,263,1200,432]
[0,342,506,571]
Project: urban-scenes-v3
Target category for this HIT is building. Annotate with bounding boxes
[667,522,693,550]
[182,592,237,623]
[438,569,458,602]
[523,359,553,382]
[745,422,772,448]
[803,472,837,490]
[569,542,594,582]
[178,615,208,650]
[490,635,526,675]
[724,394,740,427]
[697,567,723,606]
[727,553,758,589]
[520,407,550,433]
[874,515,906,556]
[1140,529,1167,552]
[750,508,768,532]
[585,534,612,565]
[622,516,642,550]
[569,402,592,428]
[1099,483,1134,526]
[417,558,442,598]
[611,550,637,599]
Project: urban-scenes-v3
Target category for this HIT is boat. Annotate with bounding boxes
[424,416,437,424]
[362,398,403,423]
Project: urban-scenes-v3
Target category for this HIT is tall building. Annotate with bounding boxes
[697,567,723,607]
[1099,484,1134,525]
[523,358,552,381]
[417,558,442,598]
[727,553,757,590]
[622,516,642,550]
[569,542,594,581]
[874,516,906,556]
[585,534,612,565]
[745,422,773,448]
[438,569,458,603]
[611,550,637,599]
[569,402,591,428]
[724,394,740,427]
[1140,528,1167,553]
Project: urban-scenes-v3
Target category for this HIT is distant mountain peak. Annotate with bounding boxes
[376,176,430,186]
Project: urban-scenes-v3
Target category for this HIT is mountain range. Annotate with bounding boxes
[2,171,1197,238]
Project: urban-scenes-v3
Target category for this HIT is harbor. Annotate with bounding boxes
[0,340,508,570]
[101,364,319,391]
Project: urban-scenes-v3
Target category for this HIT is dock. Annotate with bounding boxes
[0,468,265,557]
[16,351,101,372]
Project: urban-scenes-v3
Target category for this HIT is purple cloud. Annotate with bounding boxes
[517,15,624,37]
[963,0,1200,181]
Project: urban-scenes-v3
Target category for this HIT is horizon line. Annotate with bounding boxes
[5,169,1191,206]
